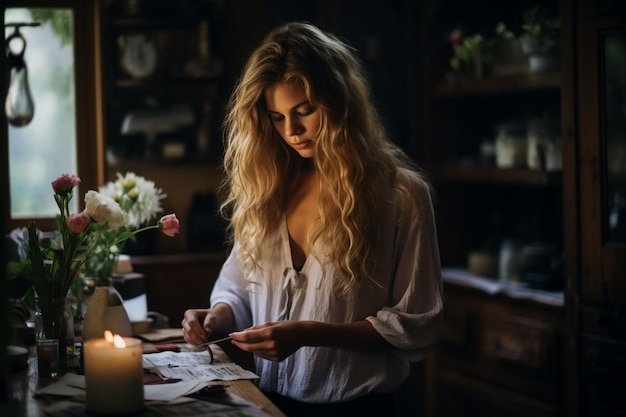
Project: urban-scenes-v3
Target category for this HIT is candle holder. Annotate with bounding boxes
[84,332,144,415]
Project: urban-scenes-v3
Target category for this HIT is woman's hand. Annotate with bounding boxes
[181,309,213,346]
[231,319,391,362]
[230,321,307,362]
[181,303,235,346]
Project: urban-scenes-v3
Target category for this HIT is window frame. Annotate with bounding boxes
[2,0,104,232]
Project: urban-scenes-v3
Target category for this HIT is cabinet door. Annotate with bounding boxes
[575,1,626,416]
[577,6,626,304]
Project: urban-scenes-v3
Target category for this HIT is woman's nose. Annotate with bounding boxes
[285,118,303,136]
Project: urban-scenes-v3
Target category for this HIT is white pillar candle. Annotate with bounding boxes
[84,332,144,414]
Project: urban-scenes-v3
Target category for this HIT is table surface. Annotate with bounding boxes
[3,343,286,417]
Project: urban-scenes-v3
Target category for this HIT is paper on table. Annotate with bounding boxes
[151,363,259,382]
[143,350,259,382]
[73,377,210,402]
[146,381,211,401]
[143,350,218,367]
[36,372,222,403]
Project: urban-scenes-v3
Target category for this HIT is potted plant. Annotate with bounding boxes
[448,22,515,78]
[520,5,560,71]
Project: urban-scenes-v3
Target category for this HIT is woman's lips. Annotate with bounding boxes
[291,140,311,150]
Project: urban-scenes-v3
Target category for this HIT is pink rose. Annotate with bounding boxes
[449,28,464,47]
[52,173,81,195]
[66,211,91,233]
[159,214,180,237]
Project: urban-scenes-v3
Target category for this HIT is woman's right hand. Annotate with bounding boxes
[181,308,214,346]
[181,303,236,346]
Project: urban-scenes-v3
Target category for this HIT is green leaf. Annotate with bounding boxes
[27,222,46,281]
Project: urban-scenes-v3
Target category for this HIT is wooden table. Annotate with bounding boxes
[3,344,286,417]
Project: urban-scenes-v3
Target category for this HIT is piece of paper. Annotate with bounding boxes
[148,362,259,382]
[65,373,211,402]
[143,350,219,367]
[36,371,247,403]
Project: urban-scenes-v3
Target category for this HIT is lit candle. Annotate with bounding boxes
[84,330,144,414]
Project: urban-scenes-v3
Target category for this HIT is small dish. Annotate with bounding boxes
[8,345,29,370]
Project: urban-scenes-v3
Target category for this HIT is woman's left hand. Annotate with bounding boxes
[230,321,308,362]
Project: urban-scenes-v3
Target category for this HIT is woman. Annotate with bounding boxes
[182,22,443,416]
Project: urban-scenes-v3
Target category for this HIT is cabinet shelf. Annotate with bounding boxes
[442,267,564,306]
[436,72,561,97]
[112,17,203,30]
[114,75,222,88]
[437,165,562,186]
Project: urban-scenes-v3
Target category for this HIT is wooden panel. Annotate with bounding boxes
[437,370,560,417]
[130,253,226,326]
[481,313,554,371]
[579,336,626,415]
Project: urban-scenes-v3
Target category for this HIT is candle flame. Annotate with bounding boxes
[103,330,127,348]
[113,334,126,348]
[104,330,113,342]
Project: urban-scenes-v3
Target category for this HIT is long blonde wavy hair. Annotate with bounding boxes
[221,22,422,296]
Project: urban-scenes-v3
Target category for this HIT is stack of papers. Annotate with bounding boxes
[36,372,211,402]
[143,350,259,382]
[36,349,265,416]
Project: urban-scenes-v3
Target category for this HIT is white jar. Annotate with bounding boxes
[495,122,527,169]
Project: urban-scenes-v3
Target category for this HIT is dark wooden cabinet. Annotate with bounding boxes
[435,279,564,417]
[417,1,568,416]
[417,0,626,416]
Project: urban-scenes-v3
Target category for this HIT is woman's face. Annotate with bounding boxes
[264,81,320,159]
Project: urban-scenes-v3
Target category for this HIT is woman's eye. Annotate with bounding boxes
[271,114,284,122]
[298,107,316,116]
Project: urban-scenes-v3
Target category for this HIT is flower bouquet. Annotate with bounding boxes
[6,173,179,366]
[83,172,169,284]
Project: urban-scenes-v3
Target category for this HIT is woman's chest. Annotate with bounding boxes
[286,176,319,264]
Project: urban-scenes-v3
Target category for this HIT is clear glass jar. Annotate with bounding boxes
[35,292,76,369]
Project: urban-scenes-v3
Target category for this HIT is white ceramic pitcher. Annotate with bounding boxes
[82,286,133,342]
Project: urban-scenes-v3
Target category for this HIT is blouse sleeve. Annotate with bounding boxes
[366,173,443,362]
[210,245,253,330]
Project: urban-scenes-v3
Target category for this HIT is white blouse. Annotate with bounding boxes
[210,170,443,403]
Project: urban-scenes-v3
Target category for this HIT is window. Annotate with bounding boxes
[3,1,102,231]
[5,7,78,218]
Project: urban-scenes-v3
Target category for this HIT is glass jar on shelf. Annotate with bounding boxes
[495,121,527,169]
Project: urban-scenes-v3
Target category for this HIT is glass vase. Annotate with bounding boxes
[35,292,76,371]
